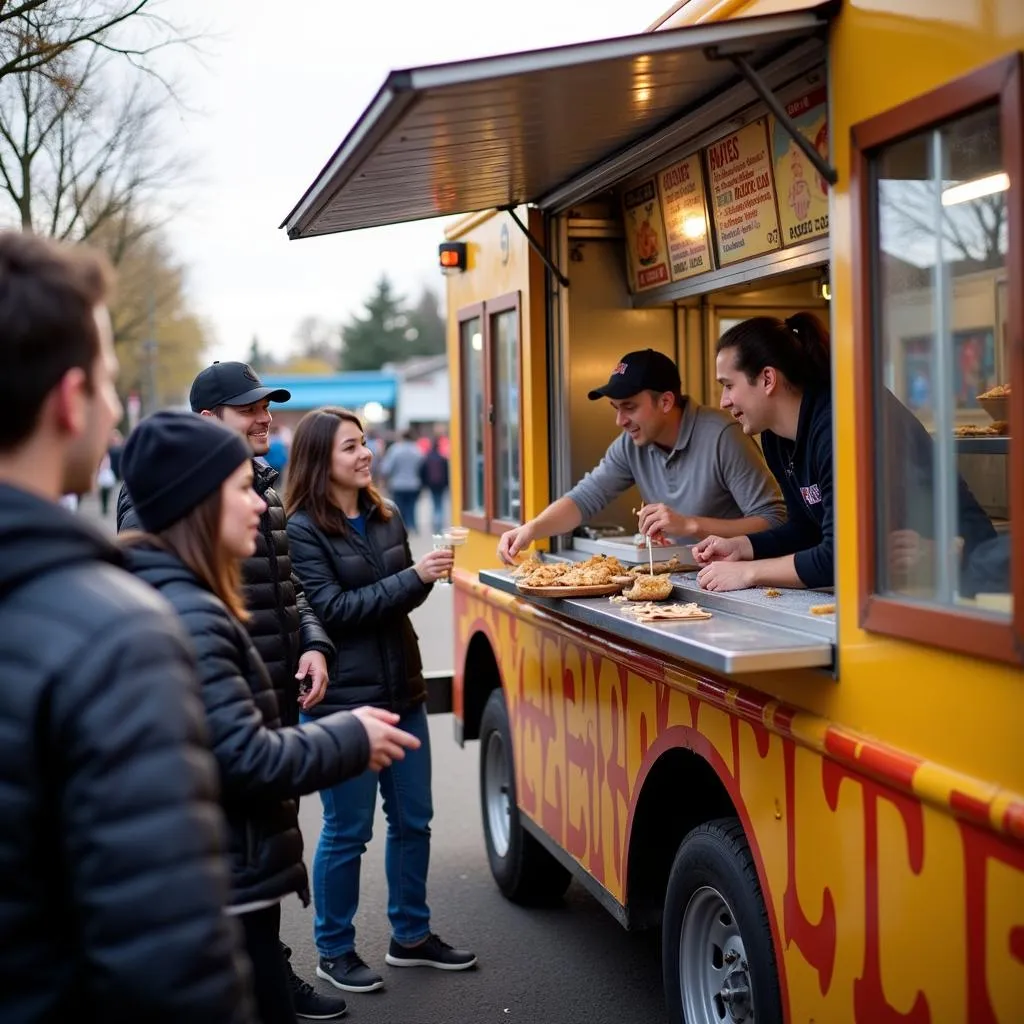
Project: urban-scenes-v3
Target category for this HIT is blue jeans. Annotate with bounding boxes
[428,488,446,535]
[391,489,421,534]
[303,705,433,957]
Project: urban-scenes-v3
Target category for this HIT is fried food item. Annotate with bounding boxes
[516,554,628,589]
[954,423,1001,437]
[624,574,674,601]
[989,420,1009,435]
[763,588,782,598]
[511,557,542,579]
[616,600,712,621]
[810,603,836,616]
[629,556,683,575]
[978,384,1010,399]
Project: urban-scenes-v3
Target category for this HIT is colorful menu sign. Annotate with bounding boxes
[706,119,782,266]
[771,84,829,246]
[622,177,671,291]
[658,155,713,281]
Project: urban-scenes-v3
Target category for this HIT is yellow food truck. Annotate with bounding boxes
[284,1,1023,1019]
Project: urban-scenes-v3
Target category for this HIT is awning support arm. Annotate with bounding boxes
[707,48,838,186]
[500,205,569,288]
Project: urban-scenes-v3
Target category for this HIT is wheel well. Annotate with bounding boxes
[626,748,735,930]
[461,631,502,741]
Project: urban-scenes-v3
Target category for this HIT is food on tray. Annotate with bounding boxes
[628,556,684,575]
[763,588,782,598]
[977,384,1010,399]
[810,603,836,616]
[614,600,712,622]
[515,554,628,589]
[954,423,1005,437]
[623,573,674,601]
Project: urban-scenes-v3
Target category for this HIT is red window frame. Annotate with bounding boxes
[851,54,1024,665]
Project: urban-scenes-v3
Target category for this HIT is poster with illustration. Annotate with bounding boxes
[622,177,670,292]
[902,329,996,413]
[658,155,713,281]
[771,81,829,247]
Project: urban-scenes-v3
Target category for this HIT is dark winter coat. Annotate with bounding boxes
[0,485,254,1024]
[118,457,333,726]
[287,498,430,717]
[125,545,371,908]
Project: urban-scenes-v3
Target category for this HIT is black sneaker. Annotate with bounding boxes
[286,961,348,1020]
[385,933,477,971]
[317,951,385,993]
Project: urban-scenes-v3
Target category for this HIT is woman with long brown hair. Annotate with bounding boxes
[119,410,420,1023]
[286,406,476,997]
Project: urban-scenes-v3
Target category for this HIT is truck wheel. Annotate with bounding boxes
[662,818,782,1024]
[479,689,571,905]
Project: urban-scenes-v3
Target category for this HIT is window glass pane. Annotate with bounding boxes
[492,308,521,522]
[874,105,1011,617]
[460,316,485,515]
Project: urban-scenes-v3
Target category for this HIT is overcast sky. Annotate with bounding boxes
[157,0,670,361]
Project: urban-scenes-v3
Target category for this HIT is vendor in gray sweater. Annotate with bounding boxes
[498,349,785,564]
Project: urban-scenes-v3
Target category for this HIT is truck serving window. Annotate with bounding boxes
[852,55,1023,664]
[458,293,523,534]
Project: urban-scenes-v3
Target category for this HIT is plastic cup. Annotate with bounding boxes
[433,527,469,585]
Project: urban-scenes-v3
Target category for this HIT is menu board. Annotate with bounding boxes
[706,119,782,267]
[622,177,671,291]
[772,84,829,246]
[658,155,713,281]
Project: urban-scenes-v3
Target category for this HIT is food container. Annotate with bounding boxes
[978,395,1009,422]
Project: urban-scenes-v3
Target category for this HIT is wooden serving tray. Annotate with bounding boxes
[516,582,625,598]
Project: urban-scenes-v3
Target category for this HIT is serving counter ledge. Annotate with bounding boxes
[480,568,834,675]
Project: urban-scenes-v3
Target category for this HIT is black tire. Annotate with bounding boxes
[662,817,782,1024]
[479,689,571,905]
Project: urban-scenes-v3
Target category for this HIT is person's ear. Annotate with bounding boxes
[660,390,674,412]
[53,367,89,437]
[199,409,216,419]
[762,367,779,395]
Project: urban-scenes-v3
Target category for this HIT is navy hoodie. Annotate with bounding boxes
[748,388,833,589]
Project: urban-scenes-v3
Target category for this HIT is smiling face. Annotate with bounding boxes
[215,398,273,455]
[330,418,373,491]
[608,390,675,447]
[716,346,773,435]
[218,460,266,558]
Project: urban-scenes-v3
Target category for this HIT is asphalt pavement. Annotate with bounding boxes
[79,489,669,1024]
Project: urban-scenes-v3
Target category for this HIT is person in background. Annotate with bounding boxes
[694,313,834,591]
[419,433,450,535]
[117,361,347,1020]
[379,428,425,533]
[266,423,290,476]
[286,407,477,996]
[120,410,421,1024]
[96,447,117,515]
[0,230,255,1023]
[498,348,785,564]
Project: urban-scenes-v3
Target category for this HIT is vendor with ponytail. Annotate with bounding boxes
[694,312,834,592]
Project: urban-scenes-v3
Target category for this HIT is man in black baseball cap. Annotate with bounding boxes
[498,346,785,565]
[118,361,348,1020]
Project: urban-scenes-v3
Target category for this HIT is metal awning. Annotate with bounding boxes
[282,2,837,240]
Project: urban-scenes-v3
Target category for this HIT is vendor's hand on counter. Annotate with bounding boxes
[637,503,696,542]
[692,535,753,566]
[498,522,534,565]
[697,559,757,592]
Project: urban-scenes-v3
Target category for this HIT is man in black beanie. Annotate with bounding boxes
[118,362,345,1020]
[0,231,256,1022]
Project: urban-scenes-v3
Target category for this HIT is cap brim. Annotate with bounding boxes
[223,386,291,406]
[587,381,638,401]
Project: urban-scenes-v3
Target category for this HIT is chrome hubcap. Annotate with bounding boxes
[680,886,753,1023]
[483,730,511,857]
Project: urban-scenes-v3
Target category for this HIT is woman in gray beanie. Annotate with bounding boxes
[120,410,420,1024]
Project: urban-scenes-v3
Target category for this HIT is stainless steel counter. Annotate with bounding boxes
[480,569,834,675]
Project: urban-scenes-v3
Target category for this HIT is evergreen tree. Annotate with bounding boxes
[406,287,446,357]
[340,275,409,371]
[248,336,268,372]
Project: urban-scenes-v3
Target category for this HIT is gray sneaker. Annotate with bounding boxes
[317,951,384,993]
[385,933,477,971]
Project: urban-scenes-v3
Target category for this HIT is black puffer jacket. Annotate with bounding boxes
[119,458,333,726]
[126,545,371,907]
[0,486,254,1024]
[287,499,430,717]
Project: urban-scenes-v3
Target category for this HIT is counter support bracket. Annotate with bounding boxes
[705,48,838,186]
[500,204,570,288]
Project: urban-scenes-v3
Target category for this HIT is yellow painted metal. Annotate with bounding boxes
[445,2,1024,1019]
